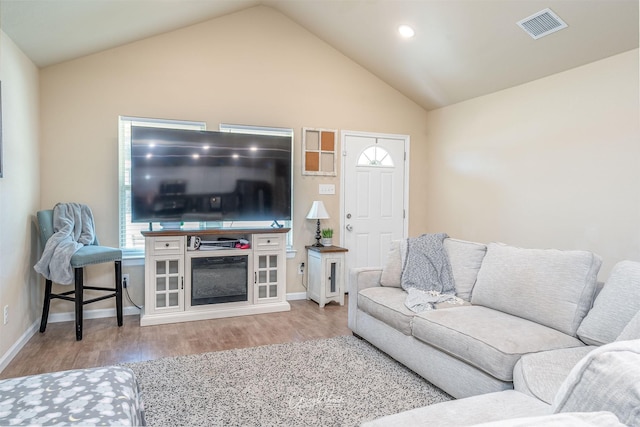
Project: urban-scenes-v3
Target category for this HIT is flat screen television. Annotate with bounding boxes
[130,126,292,224]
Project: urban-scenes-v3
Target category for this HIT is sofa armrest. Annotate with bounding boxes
[349,267,383,294]
[348,267,383,332]
[551,339,640,426]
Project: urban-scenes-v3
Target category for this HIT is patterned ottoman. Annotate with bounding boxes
[0,366,145,425]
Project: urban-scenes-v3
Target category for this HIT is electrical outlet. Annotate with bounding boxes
[122,274,130,288]
[298,263,305,275]
[3,305,8,325]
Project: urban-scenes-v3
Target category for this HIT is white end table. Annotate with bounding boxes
[305,245,348,308]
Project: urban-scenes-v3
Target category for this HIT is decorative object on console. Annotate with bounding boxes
[187,236,201,250]
[306,201,330,247]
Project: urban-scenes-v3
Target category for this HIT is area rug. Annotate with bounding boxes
[123,335,451,426]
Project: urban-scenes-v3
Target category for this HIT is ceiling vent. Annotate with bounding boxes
[517,8,568,40]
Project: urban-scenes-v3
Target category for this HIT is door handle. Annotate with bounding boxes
[346,224,353,231]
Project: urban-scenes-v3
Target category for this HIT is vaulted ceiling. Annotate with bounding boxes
[1,0,638,110]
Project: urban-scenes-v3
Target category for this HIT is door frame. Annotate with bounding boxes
[339,130,411,249]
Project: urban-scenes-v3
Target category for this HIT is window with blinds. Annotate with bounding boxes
[118,116,206,255]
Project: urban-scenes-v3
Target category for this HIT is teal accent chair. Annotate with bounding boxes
[36,209,123,340]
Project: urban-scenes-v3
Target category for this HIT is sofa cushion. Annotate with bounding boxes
[380,240,406,287]
[358,287,415,335]
[358,287,471,335]
[472,411,625,427]
[577,260,640,345]
[471,243,602,336]
[443,238,487,301]
[513,346,595,405]
[552,339,640,426]
[617,310,640,340]
[411,305,584,381]
[361,390,550,427]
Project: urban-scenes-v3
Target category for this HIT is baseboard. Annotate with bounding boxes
[286,292,308,301]
[48,305,141,323]
[0,320,39,374]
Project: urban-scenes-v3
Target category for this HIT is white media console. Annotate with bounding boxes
[140,228,290,326]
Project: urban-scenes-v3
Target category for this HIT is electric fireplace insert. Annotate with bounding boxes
[190,255,248,306]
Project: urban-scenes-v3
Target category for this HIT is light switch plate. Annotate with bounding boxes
[319,184,335,195]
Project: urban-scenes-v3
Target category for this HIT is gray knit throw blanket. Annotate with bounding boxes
[401,233,459,312]
[34,203,96,285]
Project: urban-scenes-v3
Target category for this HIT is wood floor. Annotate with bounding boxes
[0,298,351,380]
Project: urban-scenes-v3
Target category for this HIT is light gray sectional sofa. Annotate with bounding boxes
[363,338,640,426]
[349,237,640,426]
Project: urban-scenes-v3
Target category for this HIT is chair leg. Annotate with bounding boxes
[39,279,53,333]
[75,267,84,341]
[115,260,123,327]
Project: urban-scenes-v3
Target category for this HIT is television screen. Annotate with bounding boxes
[130,126,292,223]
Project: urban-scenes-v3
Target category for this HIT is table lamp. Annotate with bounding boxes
[306,201,330,247]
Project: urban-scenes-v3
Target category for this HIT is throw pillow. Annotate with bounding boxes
[443,238,487,301]
[617,310,640,341]
[471,243,602,336]
[577,260,640,345]
[552,339,640,427]
[380,239,406,287]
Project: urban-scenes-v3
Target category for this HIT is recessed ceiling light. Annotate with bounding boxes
[398,25,415,38]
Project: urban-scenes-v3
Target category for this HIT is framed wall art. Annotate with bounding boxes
[302,127,337,176]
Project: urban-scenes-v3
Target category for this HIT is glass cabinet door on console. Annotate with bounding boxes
[144,236,185,316]
[253,234,285,303]
[153,257,184,312]
[255,253,279,300]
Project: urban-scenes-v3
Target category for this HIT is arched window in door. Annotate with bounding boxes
[357,146,394,167]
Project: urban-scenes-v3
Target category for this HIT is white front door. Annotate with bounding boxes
[341,131,408,276]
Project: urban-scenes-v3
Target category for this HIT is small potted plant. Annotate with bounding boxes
[321,228,334,246]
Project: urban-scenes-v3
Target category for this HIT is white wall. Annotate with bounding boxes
[0,30,41,365]
[422,49,640,279]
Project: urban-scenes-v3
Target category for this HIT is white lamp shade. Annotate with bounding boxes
[306,201,330,220]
